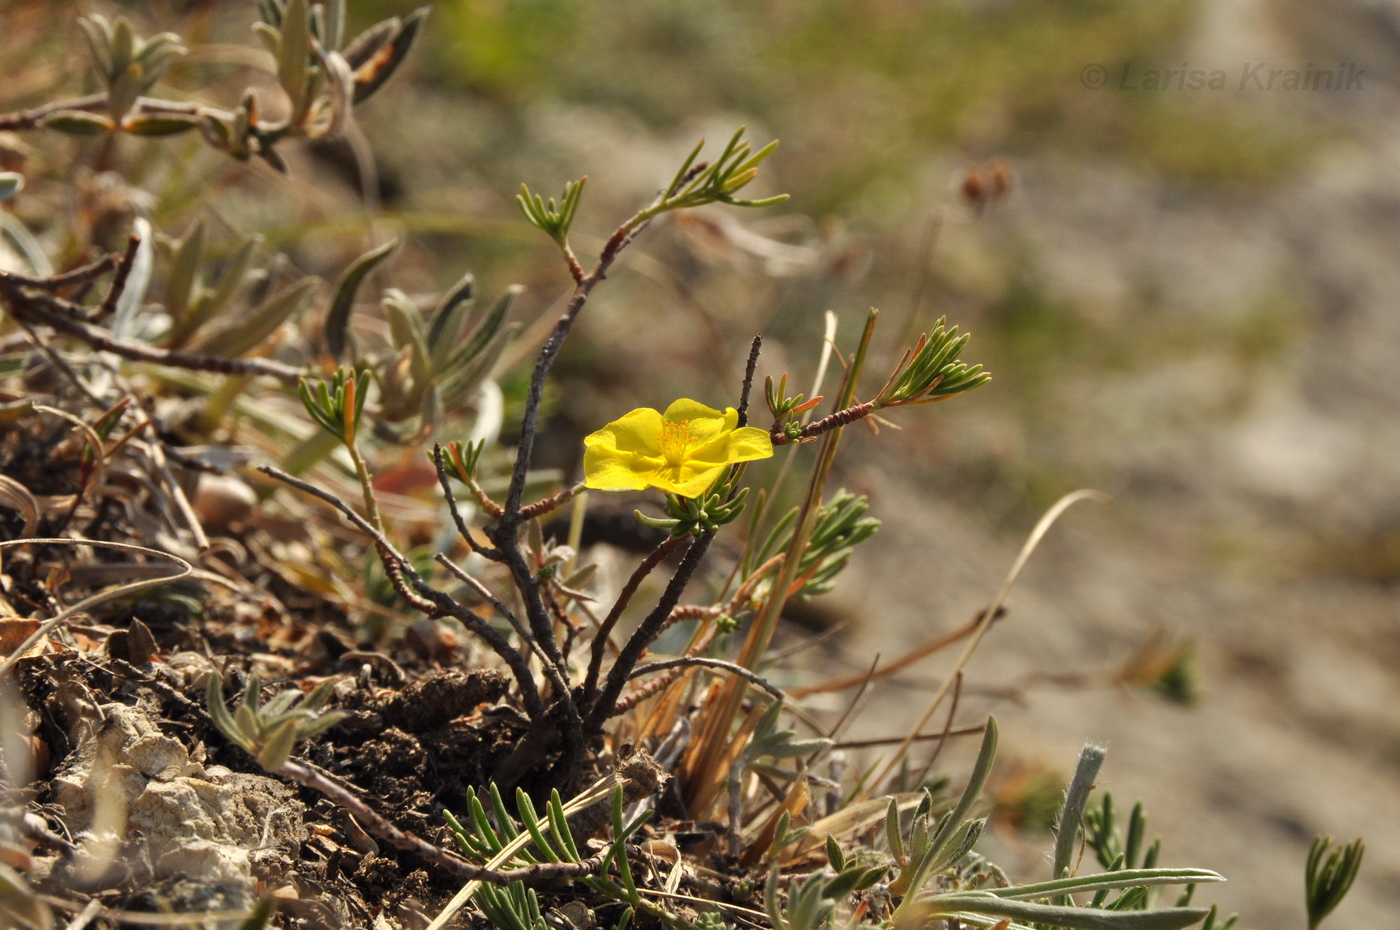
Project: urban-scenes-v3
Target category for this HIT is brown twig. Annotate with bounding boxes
[586,530,716,732]
[93,234,142,322]
[912,670,963,785]
[737,334,762,427]
[258,464,545,717]
[607,613,721,716]
[519,481,587,521]
[626,656,786,701]
[0,93,229,132]
[772,401,877,446]
[832,722,986,751]
[0,253,118,292]
[277,759,602,885]
[1,287,302,383]
[582,533,687,704]
[432,444,502,561]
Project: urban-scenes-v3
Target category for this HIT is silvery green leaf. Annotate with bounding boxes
[110,18,134,78]
[106,64,142,123]
[322,0,345,51]
[255,0,284,28]
[1054,743,1109,887]
[886,797,904,859]
[292,710,345,742]
[252,22,281,55]
[165,219,205,319]
[923,893,1211,930]
[173,234,261,346]
[111,218,153,339]
[351,7,428,104]
[342,18,396,69]
[438,321,520,410]
[40,110,114,135]
[188,277,316,357]
[255,718,299,770]
[427,272,474,370]
[325,237,397,361]
[277,0,310,116]
[77,17,112,75]
[445,284,518,373]
[382,290,431,394]
[990,869,1224,901]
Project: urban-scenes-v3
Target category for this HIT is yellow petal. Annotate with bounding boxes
[664,462,730,498]
[662,399,735,449]
[585,406,665,457]
[725,426,775,463]
[583,444,661,491]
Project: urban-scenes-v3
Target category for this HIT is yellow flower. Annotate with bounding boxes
[583,398,774,498]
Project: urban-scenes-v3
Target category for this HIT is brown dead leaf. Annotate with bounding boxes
[0,618,46,661]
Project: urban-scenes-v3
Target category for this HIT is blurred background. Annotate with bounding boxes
[5,0,1399,923]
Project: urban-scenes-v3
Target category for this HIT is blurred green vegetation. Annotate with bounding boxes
[359,0,1312,213]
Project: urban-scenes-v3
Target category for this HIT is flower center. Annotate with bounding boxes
[660,419,693,466]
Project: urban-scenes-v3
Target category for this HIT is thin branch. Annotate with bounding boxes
[607,613,722,716]
[258,464,545,717]
[519,481,587,521]
[911,670,963,785]
[2,287,302,383]
[0,252,118,291]
[278,759,602,885]
[771,401,876,446]
[432,444,502,561]
[586,530,716,732]
[0,93,232,133]
[93,233,142,321]
[0,92,107,131]
[582,533,687,704]
[737,334,762,427]
[831,723,986,751]
[626,656,786,701]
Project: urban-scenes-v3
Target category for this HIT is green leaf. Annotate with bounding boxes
[40,110,114,135]
[0,173,22,202]
[1054,743,1109,887]
[77,16,112,75]
[165,219,206,320]
[188,277,316,357]
[174,235,261,346]
[322,0,345,50]
[438,320,520,410]
[255,718,299,770]
[993,868,1224,901]
[382,290,431,387]
[325,238,397,362]
[443,284,518,374]
[341,19,396,69]
[352,8,429,104]
[122,113,200,136]
[426,272,475,370]
[924,894,1211,930]
[278,0,310,116]
[234,896,276,930]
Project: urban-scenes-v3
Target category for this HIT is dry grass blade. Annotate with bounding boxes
[787,611,985,698]
[865,489,1109,796]
[0,475,40,538]
[0,539,192,676]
